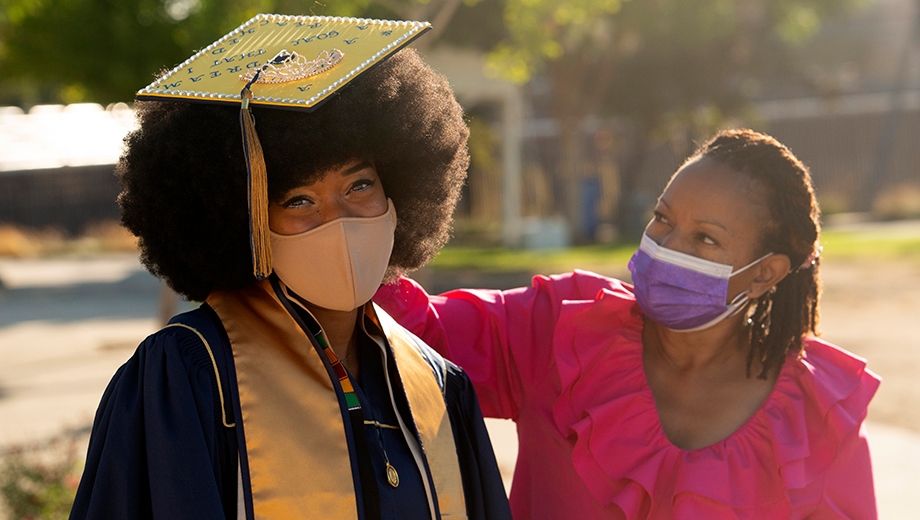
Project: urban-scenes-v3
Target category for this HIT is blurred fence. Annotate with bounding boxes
[503,102,920,241]
[1,103,918,240]
[0,166,120,234]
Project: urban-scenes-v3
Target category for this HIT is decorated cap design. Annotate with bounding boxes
[138,14,431,110]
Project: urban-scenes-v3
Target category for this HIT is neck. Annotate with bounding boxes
[644,314,750,373]
[311,306,360,355]
[286,289,362,368]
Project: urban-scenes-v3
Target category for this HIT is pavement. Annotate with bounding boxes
[1,253,918,518]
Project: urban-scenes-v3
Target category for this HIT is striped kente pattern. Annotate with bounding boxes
[313,329,361,411]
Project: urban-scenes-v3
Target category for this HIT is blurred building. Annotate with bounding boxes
[454,0,920,243]
[2,0,918,243]
[0,103,135,234]
[755,0,920,217]
[604,0,920,238]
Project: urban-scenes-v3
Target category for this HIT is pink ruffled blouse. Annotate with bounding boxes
[374,270,881,519]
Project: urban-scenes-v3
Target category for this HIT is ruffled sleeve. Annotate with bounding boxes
[775,339,880,519]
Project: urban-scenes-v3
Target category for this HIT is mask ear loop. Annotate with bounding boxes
[669,290,751,333]
[681,253,773,333]
[672,252,769,333]
[731,252,773,276]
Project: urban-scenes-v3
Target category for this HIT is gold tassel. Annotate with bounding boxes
[240,89,272,279]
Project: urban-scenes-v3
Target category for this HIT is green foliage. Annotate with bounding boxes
[431,242,638,273]
[430,223,920,275]
[486,0,625,83]
[0,0,248,104]
[776,4,822,44]
[0,0,867,110]
[0,0,454,106]
[486,0,866,132]
[0,444,81,520]
[821,227,920,263]
[488,0,865,84]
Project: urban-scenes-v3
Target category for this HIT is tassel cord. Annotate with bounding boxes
[240,69,272,279]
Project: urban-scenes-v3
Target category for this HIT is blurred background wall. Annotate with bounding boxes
[1,0,918,246]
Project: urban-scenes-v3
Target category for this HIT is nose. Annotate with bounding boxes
[657,229,694,256]
[317,197,356,225]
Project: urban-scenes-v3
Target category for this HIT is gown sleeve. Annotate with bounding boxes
[69,327,237,520]
[374,271,630,420]
[443,363,514,520]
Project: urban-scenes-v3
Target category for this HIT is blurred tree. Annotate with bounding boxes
[0,0,478,106]
[1,0,244,105]
[487,0,869,240]
[0,0,873,240]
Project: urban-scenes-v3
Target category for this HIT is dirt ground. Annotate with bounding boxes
[818,257,920,433]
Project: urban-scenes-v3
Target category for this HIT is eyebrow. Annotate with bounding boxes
[696,219,727,231]
[658,197,727,230]
[341,161,374,176]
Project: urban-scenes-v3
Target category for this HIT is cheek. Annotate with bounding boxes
[267,205,285,233]
[363,191,389,217]
[268,207,321,235]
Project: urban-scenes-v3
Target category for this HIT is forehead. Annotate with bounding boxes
[281,159,376,188]
[661,156,768,229]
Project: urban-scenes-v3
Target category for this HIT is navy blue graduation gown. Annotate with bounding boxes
[69,306,511,520]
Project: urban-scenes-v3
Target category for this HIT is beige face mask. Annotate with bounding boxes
[270,199,397,312]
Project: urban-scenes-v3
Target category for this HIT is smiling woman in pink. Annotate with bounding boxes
[375,129,880,519]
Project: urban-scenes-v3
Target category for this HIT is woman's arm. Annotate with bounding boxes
[376,277,530,419]
[375,271,624,420]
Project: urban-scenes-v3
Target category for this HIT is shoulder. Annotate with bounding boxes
[785,337,881,425]
[799,337,879,379]
[124,307,229,389]
[768,338,880,444]
[105,307,234,428]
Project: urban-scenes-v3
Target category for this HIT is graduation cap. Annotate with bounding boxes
[137,14,431,279]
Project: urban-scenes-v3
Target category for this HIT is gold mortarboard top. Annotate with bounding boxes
[135,14,431,279]
[138,14,431,110]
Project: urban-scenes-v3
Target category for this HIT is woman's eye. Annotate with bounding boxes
[653,212,670,225]
[282,196,313,209]
[349,179,374,193]
[698,234,718,246]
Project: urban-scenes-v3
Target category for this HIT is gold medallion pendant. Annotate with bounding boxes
[385,462,399,488]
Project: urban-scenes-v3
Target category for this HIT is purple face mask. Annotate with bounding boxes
[628,234,771,332]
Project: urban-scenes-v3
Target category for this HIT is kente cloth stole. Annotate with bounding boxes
[206,279,466,519]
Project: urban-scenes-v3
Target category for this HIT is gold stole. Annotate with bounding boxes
[207,280,466,519]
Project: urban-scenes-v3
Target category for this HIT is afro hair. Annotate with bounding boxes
[118,48,469,301]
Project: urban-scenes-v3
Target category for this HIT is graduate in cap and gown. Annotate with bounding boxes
[70,14,511,520]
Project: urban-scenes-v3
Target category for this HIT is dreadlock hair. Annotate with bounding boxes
[690,129,821,379]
